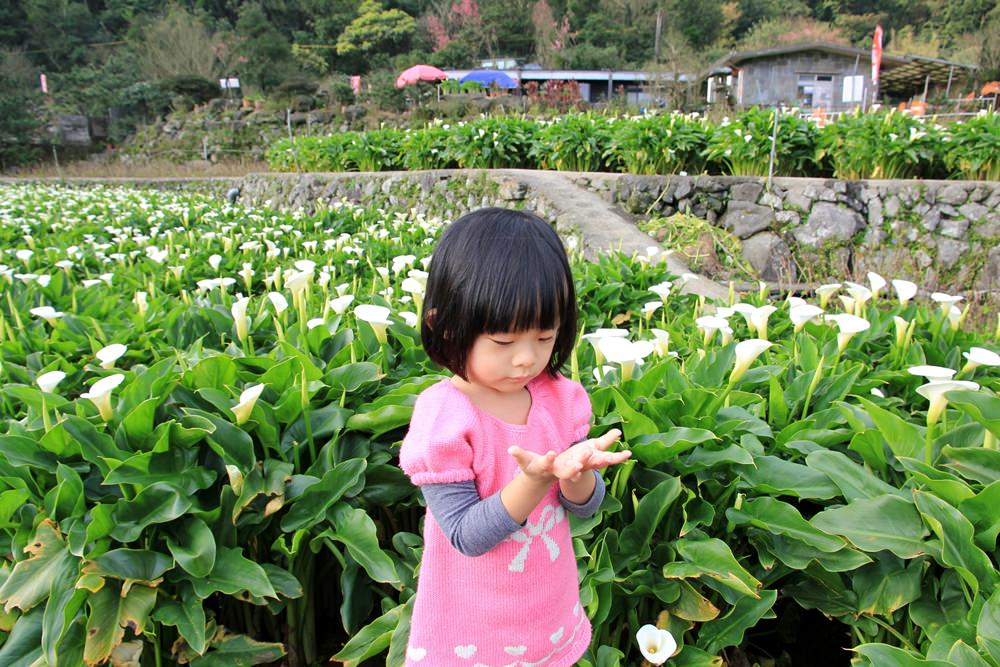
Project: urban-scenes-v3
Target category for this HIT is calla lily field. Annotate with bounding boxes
[1,183,1000,666]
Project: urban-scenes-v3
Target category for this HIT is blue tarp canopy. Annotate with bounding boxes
[460,70,518,89]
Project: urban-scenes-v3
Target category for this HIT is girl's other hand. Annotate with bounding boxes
[508,446,558,482]
[552,428,630,481]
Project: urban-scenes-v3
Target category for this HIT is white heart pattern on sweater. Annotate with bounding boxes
[406,647,426,662]
[454,644,477,659]
[504,645,527,656]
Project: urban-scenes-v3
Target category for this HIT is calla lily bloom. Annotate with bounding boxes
[209,254,222,271]
[598,337,654,382]
[962,347,1000,376]
[790,304,824,332]
[931,292,963,311]
[231,297,250,343]
[355,304,392,345]
[947,304,964,331]
[593,365,616,382]
[133,291,149,318]
[582,329,629,365]
[643,301,663,320]
[307,318,326,330]
[232,383,265,425]
[867,272,886,300]
[81,373,125,421]
[30,306,64,325]
[731,339,773,384]
[844,282,872,314]
[330,294,355,314]
[892,279,918,305]
[815,283,841,309]
[824,314,870,352]
[400,311,418,327]
[917,380,979,427]
[36,370,66,394]
[96,344,127,369]
[267,292,289,315]
[696,315,729,347]
[649,281,673,299]
[787,296,807,309]
[894,316,910,348]
[907,365,956,382]
[649,328,675,358]
[636,624,676,666]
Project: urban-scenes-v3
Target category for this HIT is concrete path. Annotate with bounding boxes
[493,169,727,300]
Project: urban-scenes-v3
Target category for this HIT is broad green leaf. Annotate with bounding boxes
[84,583,157,667]
[104,450,216,495]
[345,403,412,437]
[189,547,276,600]
[805,450,903,502]
[85,548,173,584]
[182,408,256,473]
[325,362,381,392]
[630,429,718,467]
[280,458,366,532]
[0,434,57,470]
[914,491,998,598]
[331,603,402,665]
[42,562,87,667]
[854,643,954,667]
[856,396,923,460]
[665,537,761,598]
[736,455,840,500]
[323,504,398,585]
[669,580,720,622]
[189,632,285,666]
[619,477,682,559]
[947,640,991,667]
[0,606,43,667]
[852,555,924,616]
[0,519,76,614]
[698,589,777,654]
[749,531,872,572]
[152,583,206,656]
[110,483,193,543]
[62,415,130,476]
[187,355,237,391]
[978,589,1000,663]
[46,463,85,522]
[768,373,789,428]
[941,446,1000,486]
[726,496,847,552]
[949,391,1000,439]
[810,494,929,559]
[960,481,1000,550]
[164,517,216,578]
[609,388,659,439]
[670,645,724,666]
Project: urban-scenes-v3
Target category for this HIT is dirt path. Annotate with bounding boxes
[494,169,727,300]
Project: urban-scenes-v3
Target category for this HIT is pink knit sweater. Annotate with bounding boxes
[399,372,593,667]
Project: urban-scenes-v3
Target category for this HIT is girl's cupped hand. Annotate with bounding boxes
[508,429,630,483]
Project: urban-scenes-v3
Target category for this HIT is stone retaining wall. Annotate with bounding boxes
[573,174,1000,291]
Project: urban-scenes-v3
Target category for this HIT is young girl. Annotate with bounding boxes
[399,207,631,666]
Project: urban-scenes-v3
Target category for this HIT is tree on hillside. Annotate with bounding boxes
[22,0,101,69]
[132,5,233,80]
[667,0,726,51]
[0,50,43,169]
[532,0,572,67]
[737,16,850,50]
[236,2,297,90]
[336,0,417,71]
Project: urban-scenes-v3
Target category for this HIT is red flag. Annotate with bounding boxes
[871,24,883,89]
[40,73,48,94]
[350,75,361,96]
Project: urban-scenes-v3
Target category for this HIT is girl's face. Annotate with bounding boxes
[461,327,558,395]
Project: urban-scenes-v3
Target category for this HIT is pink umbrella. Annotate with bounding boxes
[395,64,448,88]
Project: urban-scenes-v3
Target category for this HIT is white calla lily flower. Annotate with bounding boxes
[80,373,126,421]
[636,625,677,665]
[133,291,149,318]
[30,306,64,325]
[232,383,265,425]
[789,304,824,332]
[696,315,729,346]
[36,370,66,394]
[231,297,250,343]
[582,328,629,365]
[892,279,918,305]
[867,272,886,300]
[649,281,672,299]
[96,343,127,369]
[731,339,772,384]
[355,304,392,345]
[815,283,841,309]
[267,292,289,314]
[907,365,956,382]
[962,347,1000,376]
[917,380,979,426]
[825,314,870,352]
[598,337,654,382]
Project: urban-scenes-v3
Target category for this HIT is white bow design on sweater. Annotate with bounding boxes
[508,504,565,573]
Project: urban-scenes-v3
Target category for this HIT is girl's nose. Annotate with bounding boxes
[512,345,536,368]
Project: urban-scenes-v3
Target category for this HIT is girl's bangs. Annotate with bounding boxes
[475,249,571,334]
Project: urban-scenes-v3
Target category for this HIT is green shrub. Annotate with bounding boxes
[943,111,1000,181]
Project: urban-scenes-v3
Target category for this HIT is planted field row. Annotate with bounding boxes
[0,183,999,666]
[267,108,1000,181]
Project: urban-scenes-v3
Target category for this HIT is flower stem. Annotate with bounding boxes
[925,420,935,465]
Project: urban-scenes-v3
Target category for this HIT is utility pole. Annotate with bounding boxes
[654,9,663,62]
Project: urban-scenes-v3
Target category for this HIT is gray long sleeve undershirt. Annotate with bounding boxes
[421,470,606,557]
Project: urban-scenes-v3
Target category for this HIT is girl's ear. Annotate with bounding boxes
[423,308,437,331]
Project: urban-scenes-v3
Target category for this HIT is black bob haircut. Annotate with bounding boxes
[421,207,578,380]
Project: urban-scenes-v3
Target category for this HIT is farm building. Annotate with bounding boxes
[705,42,977,111]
